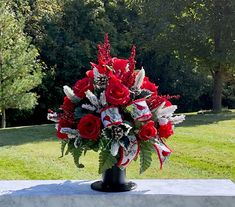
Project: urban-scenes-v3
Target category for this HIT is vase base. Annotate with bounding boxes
[91,181,137,192]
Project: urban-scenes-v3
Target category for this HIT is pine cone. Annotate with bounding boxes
[95,75,108,89]
[111,126,124,141]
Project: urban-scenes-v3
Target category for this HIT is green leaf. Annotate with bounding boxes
[99,136,112,150]
[71,148,84,168]
[74,107,85,120]
[60,140,68,157]
[65,146,70,155]
[136,89,152,99]
[82,139,99,151]
[134,121,144,130]
[139,141,153,174]
[65,139,74,155]
[125,104,134,113]
[98,150,117,174]
[101,127,112,140]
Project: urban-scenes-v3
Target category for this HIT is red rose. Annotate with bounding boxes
[61,96,75,112]
[141,77,158,92]
[105,76,130,105]
[77,114,101,140]
[158,121,174,139]
[56,115,75,140]
[73,77,94,98]
[138,121,157,141]
[147,93,172,111]
[112,58,128,79]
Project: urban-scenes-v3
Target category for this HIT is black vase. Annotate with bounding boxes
[91,165,137,192]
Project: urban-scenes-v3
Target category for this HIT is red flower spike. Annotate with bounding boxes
[48,109,54,113]
[61,96,75,112]
[128,45,136,72]
[122,45,136,87]
[162,94,181,100]
[97,33,112,66]
[147,93,172,111]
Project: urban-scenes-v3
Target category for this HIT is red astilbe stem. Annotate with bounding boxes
[97,33,112,65]
[161,94,180,100]
[128,45,136,72]
[122,45,136,87]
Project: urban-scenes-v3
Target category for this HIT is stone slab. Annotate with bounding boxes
[0,179,235,207]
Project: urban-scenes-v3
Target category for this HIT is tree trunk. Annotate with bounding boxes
[212,70,223,113]
[1,108,6,128]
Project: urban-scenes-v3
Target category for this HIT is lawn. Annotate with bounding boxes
[0,111,235,181]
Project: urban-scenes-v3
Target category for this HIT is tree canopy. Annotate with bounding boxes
[0,1,42,128]
[1,0,235,127]
[137,0,235,112]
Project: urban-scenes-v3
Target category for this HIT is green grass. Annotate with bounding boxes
[0,111,235,181]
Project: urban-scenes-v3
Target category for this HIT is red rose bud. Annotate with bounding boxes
[101,106,123,127]
[56,126,68,140]
[97,33,112,65]
[158,121,174,139]
[77,114,101,140]
[48,109,54,113]
[141,77,158,93]
[105,76,130,105]
[58,115,74,128]
[127,98,152,122]
[86,69,94,78]
[138,121,157,141]
[73,77,94,98]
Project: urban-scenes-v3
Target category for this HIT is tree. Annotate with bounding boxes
[103,0,139,57]
[137,0,235,112]
[0,2,42,128]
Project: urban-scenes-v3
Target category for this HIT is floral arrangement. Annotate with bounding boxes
[48,34,185,174]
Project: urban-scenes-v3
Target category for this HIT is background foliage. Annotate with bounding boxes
[1,0,234,127]
[0,1,42,128]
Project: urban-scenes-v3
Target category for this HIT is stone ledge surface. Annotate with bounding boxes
[0,179,235,207]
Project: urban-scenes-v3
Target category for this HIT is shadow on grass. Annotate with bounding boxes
[0,124,56,147]
[180,112,235,127]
